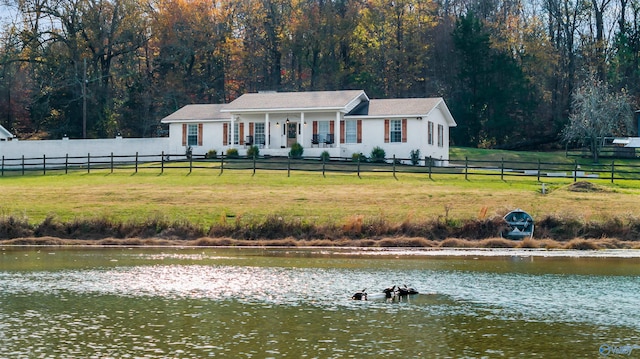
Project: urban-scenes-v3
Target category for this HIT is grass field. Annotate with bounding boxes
[2,147,640,245]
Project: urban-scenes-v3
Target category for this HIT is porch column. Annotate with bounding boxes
[300,112,305,147]
[231,116,235,149]
[264,113,270,149]
[335,111,341,148]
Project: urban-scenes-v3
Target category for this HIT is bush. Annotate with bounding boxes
[226,148,239,158]
[247,145,260,158]
[352,152,367,162]
[205,149,217,159]
[370,146,386,163]
[289,142,304,158]
[409,149,421,165]
[320,151,330,162]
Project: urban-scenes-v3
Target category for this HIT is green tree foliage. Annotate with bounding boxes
[0,0,639,150]
[451,11,537,148]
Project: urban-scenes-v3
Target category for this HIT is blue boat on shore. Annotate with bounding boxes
[501,209,534,240]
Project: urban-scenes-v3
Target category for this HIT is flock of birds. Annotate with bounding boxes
[351,285,419,301]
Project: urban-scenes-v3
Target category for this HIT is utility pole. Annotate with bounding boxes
[83,58,87,139]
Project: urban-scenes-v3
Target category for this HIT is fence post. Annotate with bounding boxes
[611,161,615,183]
[87,153,91,173]
[357,155,361,178]
[161,151,164,174]
[43,154,46,175]
[65,154,68,174]
[500,157,504,181]
[189,153,193,174]
[537,159,541,182]
[1,155,3,176]
[428,156,432,180]
[573,159,577,182]
[220,154,224,175]
[393,155,397,179]
[135,152,139,173]
[252,154,256,176]
[322,155,326,177]
[287,154,291,177]
[22,155,24,176]
[110,152,114,173]
[465,156,468,180]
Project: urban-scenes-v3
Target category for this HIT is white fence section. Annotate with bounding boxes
[0,137,171,169]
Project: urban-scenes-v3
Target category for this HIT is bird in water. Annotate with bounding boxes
[351,288,367,300]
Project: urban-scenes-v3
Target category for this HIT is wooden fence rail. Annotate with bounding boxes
[1,152,640,182]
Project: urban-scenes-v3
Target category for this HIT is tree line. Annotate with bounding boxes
[1,0,639,150]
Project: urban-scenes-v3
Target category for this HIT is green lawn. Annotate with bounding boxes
[2,148,640,229]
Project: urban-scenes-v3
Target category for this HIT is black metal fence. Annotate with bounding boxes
[2,152,640,182]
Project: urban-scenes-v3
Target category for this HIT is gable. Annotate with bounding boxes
[0,124,13,139]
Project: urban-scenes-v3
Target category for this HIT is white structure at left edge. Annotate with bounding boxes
[0,124,14,141]
[161,90,457,164]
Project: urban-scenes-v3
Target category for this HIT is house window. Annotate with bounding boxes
[437,124,444,147]
[233,123,239,144]
[255,123,265,145]
[390,119,402,143]
[318,121,329,142]
[345,120,357,143]
[187,124,198,146]
[428,121,434,145]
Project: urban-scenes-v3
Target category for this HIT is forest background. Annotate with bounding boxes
[0,0,638,150]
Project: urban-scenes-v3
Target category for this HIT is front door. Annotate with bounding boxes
[287,122,297,147]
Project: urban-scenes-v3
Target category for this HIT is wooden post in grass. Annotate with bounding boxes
[537,159,541,182]
[21,155,24,175]
[287,154,291,177]
[160,151,164,174]
[1,155,4,176]
[428,156,432,180]
[611,161,615,183]
[500,157,504,181]
[65,154,68,174]
[220,154,224,175]
[357,155,361,178]
[465,156,468,180]
[135,152,139,173]
[573,159,577,182]
[110,152,114,173]
[43,155,46,175]
[393,155,397,180]
[189,153,193,173]
[252,154,256,176]
[87,153,91,173]
[322,155,326,177]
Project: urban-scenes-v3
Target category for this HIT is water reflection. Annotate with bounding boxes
[1,247,640,358]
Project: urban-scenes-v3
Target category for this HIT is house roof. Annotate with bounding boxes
[161,104,228,123]
[0,124,13,138]
[347,98,457,127]
[221,90,368,113]
[160,91,456,127]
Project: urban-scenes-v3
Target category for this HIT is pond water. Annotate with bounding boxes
[1,247,640,358]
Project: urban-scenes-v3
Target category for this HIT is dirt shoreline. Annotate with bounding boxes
[2,235,640,252]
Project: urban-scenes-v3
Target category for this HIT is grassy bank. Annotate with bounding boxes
[2,147,640,248]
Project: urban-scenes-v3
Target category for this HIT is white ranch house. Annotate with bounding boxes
[162,90,456,164]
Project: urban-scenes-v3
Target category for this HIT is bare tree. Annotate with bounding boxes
[563,73,633,162]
